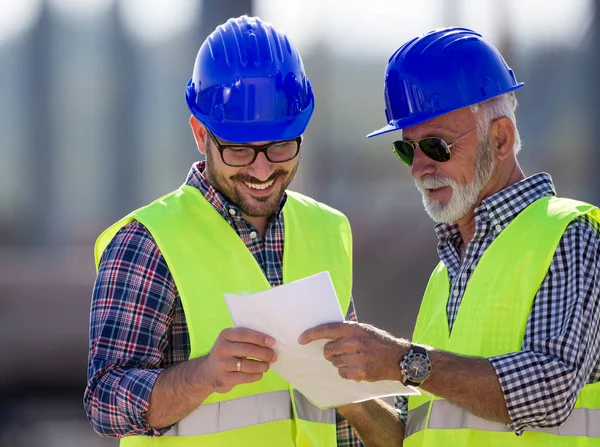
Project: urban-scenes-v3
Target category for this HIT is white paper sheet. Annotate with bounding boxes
[224,271,419,409]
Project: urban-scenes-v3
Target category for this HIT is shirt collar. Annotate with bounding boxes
[433,172,556,243]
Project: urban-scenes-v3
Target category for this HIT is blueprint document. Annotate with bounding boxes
[224,271,419,409]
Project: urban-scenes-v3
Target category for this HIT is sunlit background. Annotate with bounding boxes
[1,0,598,445]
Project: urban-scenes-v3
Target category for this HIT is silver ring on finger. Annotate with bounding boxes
[236,358,242,372]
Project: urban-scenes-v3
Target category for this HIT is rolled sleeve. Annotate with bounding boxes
[85,365,168,437]
[489,351,582,434]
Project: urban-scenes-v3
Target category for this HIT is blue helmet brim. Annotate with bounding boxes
[366,83,524,139]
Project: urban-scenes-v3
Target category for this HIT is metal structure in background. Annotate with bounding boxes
[29,3,54,246]
[110,4,139,221]
[27,0,255,242]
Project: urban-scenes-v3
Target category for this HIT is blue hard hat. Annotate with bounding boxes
[186,16,314,143]
[367,27,523,138]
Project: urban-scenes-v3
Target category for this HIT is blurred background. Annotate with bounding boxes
[0,0,598,445]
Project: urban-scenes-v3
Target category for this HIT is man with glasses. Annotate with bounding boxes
[300,27,600,445]
[85,15,401,447]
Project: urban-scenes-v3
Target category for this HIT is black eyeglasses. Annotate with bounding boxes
[392,128,476,166]
[206,129,302,167]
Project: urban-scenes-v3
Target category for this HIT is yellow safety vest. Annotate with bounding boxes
[406,197,600,446]
[95,186,353,447]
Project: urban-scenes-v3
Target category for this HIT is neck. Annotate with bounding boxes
[456,161,525,246]
[242,213,269,238]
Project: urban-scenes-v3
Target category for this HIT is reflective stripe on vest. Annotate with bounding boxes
[165,390,335,436]
[407,401,600,438]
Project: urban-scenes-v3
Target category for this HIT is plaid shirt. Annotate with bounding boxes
[85,161,364,446]
[397,173,600,435]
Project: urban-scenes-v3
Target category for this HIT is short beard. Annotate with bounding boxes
[205,150,298,218]
[414,140,496,223]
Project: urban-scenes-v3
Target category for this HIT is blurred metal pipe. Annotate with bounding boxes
[28,2,54,245]
[109,4,139,219]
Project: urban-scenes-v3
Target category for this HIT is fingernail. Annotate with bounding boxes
[265,336,275,346]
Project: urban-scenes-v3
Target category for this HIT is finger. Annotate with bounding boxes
[298,322,355,345]
[230,358,271,374]
[323,338,358,360]
[226,342,277,363]
[338,366,366,382]
[222,327,275,347]
[330,352,365,368]
[330,354,348,368]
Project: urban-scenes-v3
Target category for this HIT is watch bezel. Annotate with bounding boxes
[400,345,431,386]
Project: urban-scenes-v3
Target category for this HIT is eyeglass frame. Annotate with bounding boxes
[205,129,302,167]
[392,128,477,166]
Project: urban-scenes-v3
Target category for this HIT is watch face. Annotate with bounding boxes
[406,354,430,380]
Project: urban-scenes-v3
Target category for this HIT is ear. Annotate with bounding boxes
[189,115,207,155]
[489,116,515,161]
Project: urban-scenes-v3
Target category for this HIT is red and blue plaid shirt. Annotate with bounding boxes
[85,161,364,445]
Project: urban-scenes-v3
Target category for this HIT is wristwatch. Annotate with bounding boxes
[400,344,431,387]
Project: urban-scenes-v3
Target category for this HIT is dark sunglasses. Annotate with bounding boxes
[392,128,476,166]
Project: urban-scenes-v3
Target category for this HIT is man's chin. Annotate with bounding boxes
[425,203,456,224]
[234,182,288,217]
[242,207,279,218]
[425,211,448,224]
[239,196,281,218]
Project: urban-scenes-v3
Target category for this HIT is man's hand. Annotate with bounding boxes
[145,327,276,429]
[298,322,409,382]
[203,328,277,393]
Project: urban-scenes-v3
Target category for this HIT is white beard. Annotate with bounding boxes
[414,142,495,223]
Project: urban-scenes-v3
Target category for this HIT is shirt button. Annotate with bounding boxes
[453,290,459,297]
[495,224,502,232]
[228,208,236,216]
[249,231,257,239]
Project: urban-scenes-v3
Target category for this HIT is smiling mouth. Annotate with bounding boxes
[244,179,274,190]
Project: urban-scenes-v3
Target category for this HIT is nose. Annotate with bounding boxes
[247,151,274,181]
[410,145,436,181]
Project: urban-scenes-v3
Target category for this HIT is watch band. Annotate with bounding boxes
[403,377,421,387]
[410,344,427,356]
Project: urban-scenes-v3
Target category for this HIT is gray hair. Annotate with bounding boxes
[470,93,522,155]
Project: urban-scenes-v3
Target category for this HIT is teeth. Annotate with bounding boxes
[244,179,274,190]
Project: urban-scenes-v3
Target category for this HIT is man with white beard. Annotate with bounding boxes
[412,108,497,225]
[299,27,600,446]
